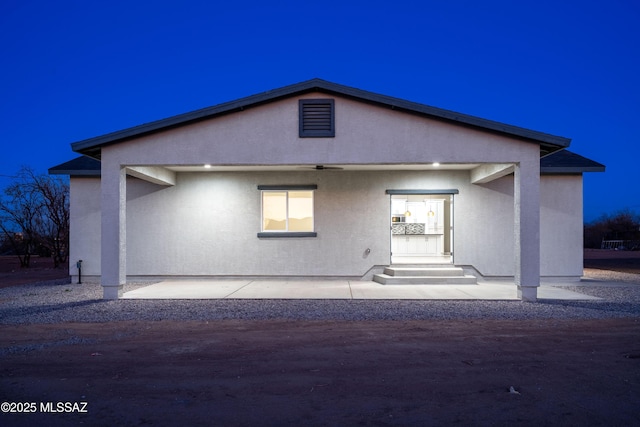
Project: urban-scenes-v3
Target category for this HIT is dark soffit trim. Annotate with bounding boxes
[257,232,317,238]
[386,189,459,195]
[257,184,318,191]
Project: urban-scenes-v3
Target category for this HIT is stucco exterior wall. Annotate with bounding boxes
[99,92,540,167]
[123,169,516,278]
[456,175,516,276]
[125,171,383,277]
[70,170,582,280]
[69,177,101,280]
[540,174,584,278]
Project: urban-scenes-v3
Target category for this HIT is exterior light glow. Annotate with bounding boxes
[433,162,440,167]
[204,164,211,169]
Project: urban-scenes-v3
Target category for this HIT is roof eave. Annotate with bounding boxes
[48,169,101,177]
[541,166,606,174]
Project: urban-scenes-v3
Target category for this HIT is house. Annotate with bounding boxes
[50,79,604,301]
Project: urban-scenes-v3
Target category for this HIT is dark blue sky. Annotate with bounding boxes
[1,0,638,222]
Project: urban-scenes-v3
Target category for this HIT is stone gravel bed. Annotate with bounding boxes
[1,269,639,325]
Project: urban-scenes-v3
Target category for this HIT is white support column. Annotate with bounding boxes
[514,159,540,302]
[101,164,126,299]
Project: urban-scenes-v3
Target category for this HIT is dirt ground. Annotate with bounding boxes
[0,256,70,288]
[584,249,640,275]
[1,252,639,426]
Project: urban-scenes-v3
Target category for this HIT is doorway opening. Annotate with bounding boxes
[390,194,454,264]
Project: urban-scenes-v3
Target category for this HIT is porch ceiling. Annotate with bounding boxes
[164,163,481,172]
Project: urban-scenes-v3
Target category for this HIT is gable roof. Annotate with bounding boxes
[49,155,101,176]
[71,78,571,159]
[540,149,605,174]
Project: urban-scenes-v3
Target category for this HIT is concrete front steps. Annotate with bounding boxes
[373,266,477,285]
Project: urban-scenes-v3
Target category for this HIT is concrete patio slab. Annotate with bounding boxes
[122,279,600,301]
[228,280,354,299]
[122,280,253,299]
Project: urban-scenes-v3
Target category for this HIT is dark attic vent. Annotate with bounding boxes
[299,99,335,137]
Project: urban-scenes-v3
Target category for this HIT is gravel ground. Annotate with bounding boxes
[1,269,639,325]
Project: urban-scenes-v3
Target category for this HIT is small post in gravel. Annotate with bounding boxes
[76,260,83,284]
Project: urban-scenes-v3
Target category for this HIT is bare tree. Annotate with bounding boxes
[0,167,70,268]
[25,168,70,267]
[0,171,43,267]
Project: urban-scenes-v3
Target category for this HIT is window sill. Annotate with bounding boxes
[257,232,317,238]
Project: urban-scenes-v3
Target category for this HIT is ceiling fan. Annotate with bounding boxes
[298,165,344,171]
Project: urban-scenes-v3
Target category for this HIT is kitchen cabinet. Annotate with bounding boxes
[392,234,443,256]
